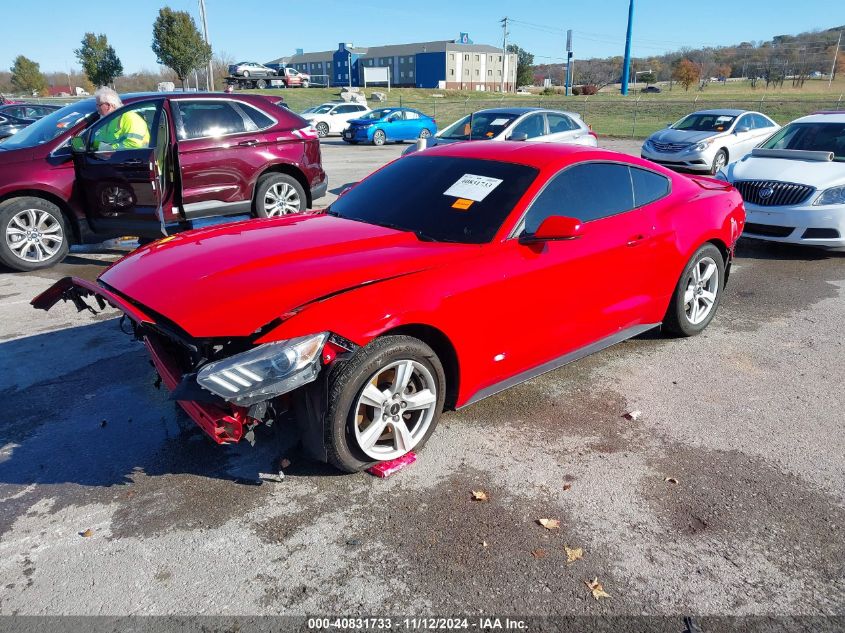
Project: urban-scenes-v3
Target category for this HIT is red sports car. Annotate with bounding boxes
[33,142,745,472]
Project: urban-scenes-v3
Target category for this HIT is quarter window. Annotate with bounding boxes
[630,166,670,206]
[546,113,576,133]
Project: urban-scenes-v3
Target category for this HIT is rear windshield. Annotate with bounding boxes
[439,112,520,140]
[673,113,736,132]
[759,122,845,161]
[328,155,539,244]
[0,100,97,149]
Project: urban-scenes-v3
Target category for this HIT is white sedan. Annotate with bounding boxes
[641,109,780,175]
[719,112,845,250]
[301,102,371,137]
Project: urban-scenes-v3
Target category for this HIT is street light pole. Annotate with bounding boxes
[198,0,213,91]
[621,0,634,95]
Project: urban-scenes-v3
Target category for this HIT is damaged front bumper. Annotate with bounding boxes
[32,276,351,450]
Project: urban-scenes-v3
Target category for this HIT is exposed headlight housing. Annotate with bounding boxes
[813,185,845,206]
[197,333,328,406]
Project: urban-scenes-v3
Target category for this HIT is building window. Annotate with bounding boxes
[450,69,454,76]
[449,53,455,61]
[464,54,469,61]
[498,55,502,62]
[488,69,492,76]
[475,55,480,61]
[497,70,502,76]
[409,70,414,78]
[464,68,469,76]
[475,69,479,76]
[400,71,405,78]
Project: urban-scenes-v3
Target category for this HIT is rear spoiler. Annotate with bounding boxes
[31,276,155,325]
[751,148,834,162]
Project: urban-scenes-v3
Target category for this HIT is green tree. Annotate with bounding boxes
[507,44,535,88]
[75,33,123,87]
[151,7,212,87]
[10,55,46,94]
[639,72,656,85]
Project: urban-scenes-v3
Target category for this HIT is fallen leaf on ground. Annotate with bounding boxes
[537,518,560,530]
[565,546,584,563]
[79,529,94,538]
[563,484,572,491]
[471,490,488,501]
[623,410,642,421]
[585,577,610,600]
[664,477,679,485]
[531,549,547,559]
[481,540,488,547]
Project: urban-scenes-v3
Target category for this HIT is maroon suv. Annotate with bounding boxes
[0,92,327,271]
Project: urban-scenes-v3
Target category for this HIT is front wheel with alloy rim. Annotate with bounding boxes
[372,129,386,146]
[0,197,69,271]
[711,149,728,175]
[325,335,446,473]
[253,173,306,218]
[663,243,725,336]
[419,128,432,139]
[315,122,329,137]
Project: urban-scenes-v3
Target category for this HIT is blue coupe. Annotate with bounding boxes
[342,107,437,146]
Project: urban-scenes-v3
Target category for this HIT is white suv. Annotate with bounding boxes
[300,102,371,137]
[719,112,845,250]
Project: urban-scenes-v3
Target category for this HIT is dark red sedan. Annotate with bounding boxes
[0,92,326,271]
[34,142,745,472]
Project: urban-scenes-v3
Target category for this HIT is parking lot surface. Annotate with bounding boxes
[0,139,843,621]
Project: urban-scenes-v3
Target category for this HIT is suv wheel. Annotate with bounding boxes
[0,197,69,271]
[325,335,446,473]
[253,173,306,218]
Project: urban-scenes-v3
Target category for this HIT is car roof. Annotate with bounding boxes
[689,109,748,116]
[795,112,845,124]
[415,139,623,170]
[471,107,543,115]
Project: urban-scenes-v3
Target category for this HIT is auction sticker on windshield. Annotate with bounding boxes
[444,174,503,202]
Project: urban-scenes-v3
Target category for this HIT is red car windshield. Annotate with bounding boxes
[328,155,539,244]
[0,100,97,150]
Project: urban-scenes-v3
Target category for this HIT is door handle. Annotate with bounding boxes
[238,139,259,147]
[626,234,647,246]
[119,158,143,167]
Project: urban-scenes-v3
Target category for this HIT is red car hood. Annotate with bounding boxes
[100,214,474,338]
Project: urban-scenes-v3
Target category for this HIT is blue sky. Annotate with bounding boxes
[2,0,841,73]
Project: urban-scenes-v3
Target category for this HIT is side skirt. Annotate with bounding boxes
[460,322,661,409]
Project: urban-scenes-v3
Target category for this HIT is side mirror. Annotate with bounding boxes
[329,111,337,115]
[70,135,86,154]
[509,133,529,142]
[735,125,751,134]
[519,216,584,244]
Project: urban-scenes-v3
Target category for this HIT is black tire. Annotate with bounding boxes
[301,80,310,89]
[711,149,728,175]
[256,79,267,89]
[252,173,306,218]
[663,243,725,337]
[372,129,386,146]
[326,335,446,473]
[315,122,329,138]
[0,196,70,272]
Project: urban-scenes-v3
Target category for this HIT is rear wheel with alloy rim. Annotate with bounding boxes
[711,149,728,175]
[326,335,446,473]
[663,243,725,336]
[0,197,69,271]
[315,122,329,137]
[253,173,306,218]
[372,129,386,146]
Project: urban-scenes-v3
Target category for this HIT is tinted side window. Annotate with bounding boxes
[524,163,634,232]
[546,113,576,133]
[177,101,250,140]
[736,115,751,130]
[630,167,670,206]
[239,103,274,129]
[510,114,545,139]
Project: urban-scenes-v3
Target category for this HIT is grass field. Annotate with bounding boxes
[264,77,845,138]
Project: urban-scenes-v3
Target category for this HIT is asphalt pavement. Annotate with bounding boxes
[0,138,843,627]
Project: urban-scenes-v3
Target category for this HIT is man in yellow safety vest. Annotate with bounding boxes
[92,86,150,150]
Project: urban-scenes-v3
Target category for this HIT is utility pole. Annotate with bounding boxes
[621,0,634,95]
[565,30,573,96]
[198,0,213,91]
[829,31,842,89]
[500,16,508,93]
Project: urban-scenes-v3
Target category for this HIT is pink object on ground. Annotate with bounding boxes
[367,452,417,478]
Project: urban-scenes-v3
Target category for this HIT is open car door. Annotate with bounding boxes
[73,99,180,239]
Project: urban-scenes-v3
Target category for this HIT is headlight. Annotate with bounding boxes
[643,139,654,151]
[813,185,845,206]
[691,139,714,152]
[197,332,328,406]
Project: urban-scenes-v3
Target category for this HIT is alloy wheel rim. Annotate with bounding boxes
[374,131,385,144]
[420,129,431,138]
[714,153,726,172]
[5,208,64,263]
[316,123,328,137]
[684,256,719,325]
[263,183,300,216]
[353,359,438,461]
